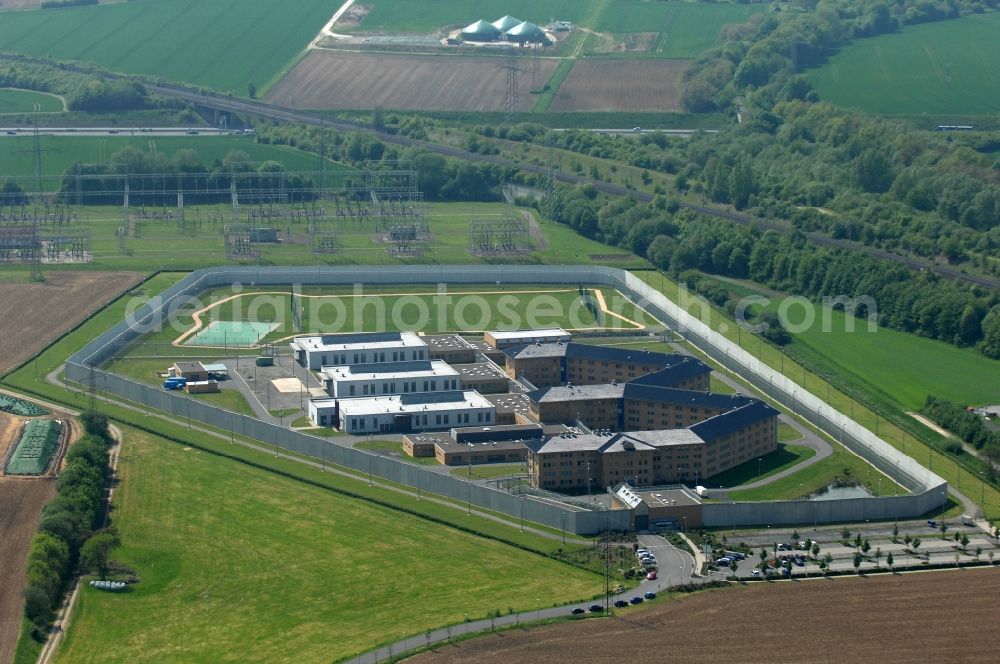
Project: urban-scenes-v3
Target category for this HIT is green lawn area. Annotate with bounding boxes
[450,463,525,480]
[0,88,63,114]
[0,0,341,94]
[705,442,814,490]
[56,427,601,663]
[729,443,903,502]
[105,357,256,416]
[0,135,343,184]
[809,12,1000,115]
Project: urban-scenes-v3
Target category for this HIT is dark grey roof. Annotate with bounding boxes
[528,384,625,403]
[504,342,689,366]
[623,384,754,409]
[626,358,711,387]
[690,401,780,441]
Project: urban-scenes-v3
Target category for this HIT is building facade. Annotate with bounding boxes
[311,390,496,434]
[321,360,459,398]
[291,331,427,371]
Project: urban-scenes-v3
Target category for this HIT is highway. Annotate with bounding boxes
[0,127,235,137]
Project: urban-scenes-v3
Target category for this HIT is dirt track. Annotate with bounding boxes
[412,569,1000,663]
[550,59,687,112]
[0,271,142,376]
[267,51,558,111]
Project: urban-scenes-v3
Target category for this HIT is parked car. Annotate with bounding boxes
[629,596,644,605]
[644,591,656,600]
[751,569,761,577]
[571,607,585,615]
[715,557,732,566]
[927,519,937,527]
[589,604,605,613]
[793,557,805,567]
[614,599,629,608]
[646,571,657,581]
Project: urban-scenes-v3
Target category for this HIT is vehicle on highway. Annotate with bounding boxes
[632,126,642,133]
[644,591,656,600]
[629,596,644,605]
[108,130,119,134]
[646,571,657,581]
[571,607,585,615]
[589,604,604,613]
[5,131,14,135]
[186,130,199,135]
[614,599,628,608]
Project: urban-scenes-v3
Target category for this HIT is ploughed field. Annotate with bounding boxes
[549,59,687,112]
[412,569,1000,663]
[0,271,142,375]
[267,51,558,111]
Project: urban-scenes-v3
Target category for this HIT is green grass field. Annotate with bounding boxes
[55,427,600,663]
[357,0,761,58]
[0,0,340,93]
[705,442,815,489]
[809,12,1000,115]
[0,135,341,183]
[0,88,63,113]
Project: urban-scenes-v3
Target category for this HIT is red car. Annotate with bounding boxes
[646,571,657,581]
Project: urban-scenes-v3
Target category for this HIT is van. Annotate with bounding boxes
[961,514,976,527]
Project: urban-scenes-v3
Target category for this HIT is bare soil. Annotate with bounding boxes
[413,570,1000,663]
[267,51,558,111]
[0,271,142,376]
[549,59,688,112]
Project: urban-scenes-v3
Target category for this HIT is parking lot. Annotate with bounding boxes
[702,519,1000,579]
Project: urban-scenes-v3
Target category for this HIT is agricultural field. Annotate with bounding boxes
[548,59,686,112]
[0,0,341,93]
[0,271,143,376]
[55,427,601,663]
[354,0,762,58]
[412,568,1000,664]
[267,51,558,112]
[809,12,1000,116]
[0,88,63,114]
[0,135,339,183]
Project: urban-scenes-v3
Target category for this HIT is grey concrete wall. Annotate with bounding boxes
[66,265,948,534]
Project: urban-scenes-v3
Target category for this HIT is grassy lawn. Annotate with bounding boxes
[105,357,256,416]
[778,422,802,443]
[12,619,43,664]
[450,463,525,480]
[809,12,1000,115]
[55,427,601,663]
[0,88,63,113]
[353,439,439,465]
[0,0,339,94]
[705,443,814,490]
[729,444,903,502]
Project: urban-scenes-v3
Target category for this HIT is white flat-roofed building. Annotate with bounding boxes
[314,390,496,433]
[290,331,427,370]
[484,328,571,349]
[321,360,459,398]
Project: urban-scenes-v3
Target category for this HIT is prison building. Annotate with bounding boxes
[402,423,541,465]
[527,380,751,431]
[503,342,710,389]
[310,390,496,433]
[171,361,209,382]
[321,360,459,399]
[456,363,510,394]
[423,334,478,364]
[525,401,779,491]
[463,338,507,364]
[484,392,533,425]
[484,328,571,350]
[290,331,427,371]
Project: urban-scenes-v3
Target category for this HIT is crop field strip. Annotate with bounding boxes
[548,59,687,112]
[267,51,559,112]
[0,0,342,92]
[55,427,602,663]
[808,12,1000,116]
[0,88,64,114]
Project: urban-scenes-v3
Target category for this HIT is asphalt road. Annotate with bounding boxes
[141,81,999,292]
[0,127,229,137]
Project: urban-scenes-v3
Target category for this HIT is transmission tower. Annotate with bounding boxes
[530,48,541,92]
[501,50,522,124]
[545,142,559,221]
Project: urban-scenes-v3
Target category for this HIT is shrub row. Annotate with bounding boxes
[23,413,113,629]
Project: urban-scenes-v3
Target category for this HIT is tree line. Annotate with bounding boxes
[922,395,1000,477]
[23,412,120,635]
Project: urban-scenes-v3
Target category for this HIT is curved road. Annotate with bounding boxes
[142,82,1000,292]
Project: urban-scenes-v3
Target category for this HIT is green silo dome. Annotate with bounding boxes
[492,15,522,32]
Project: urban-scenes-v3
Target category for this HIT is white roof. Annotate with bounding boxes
[322,360,458,382]
[292,331,425,353]
[488,328,570,341]
[337,391,494,417]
